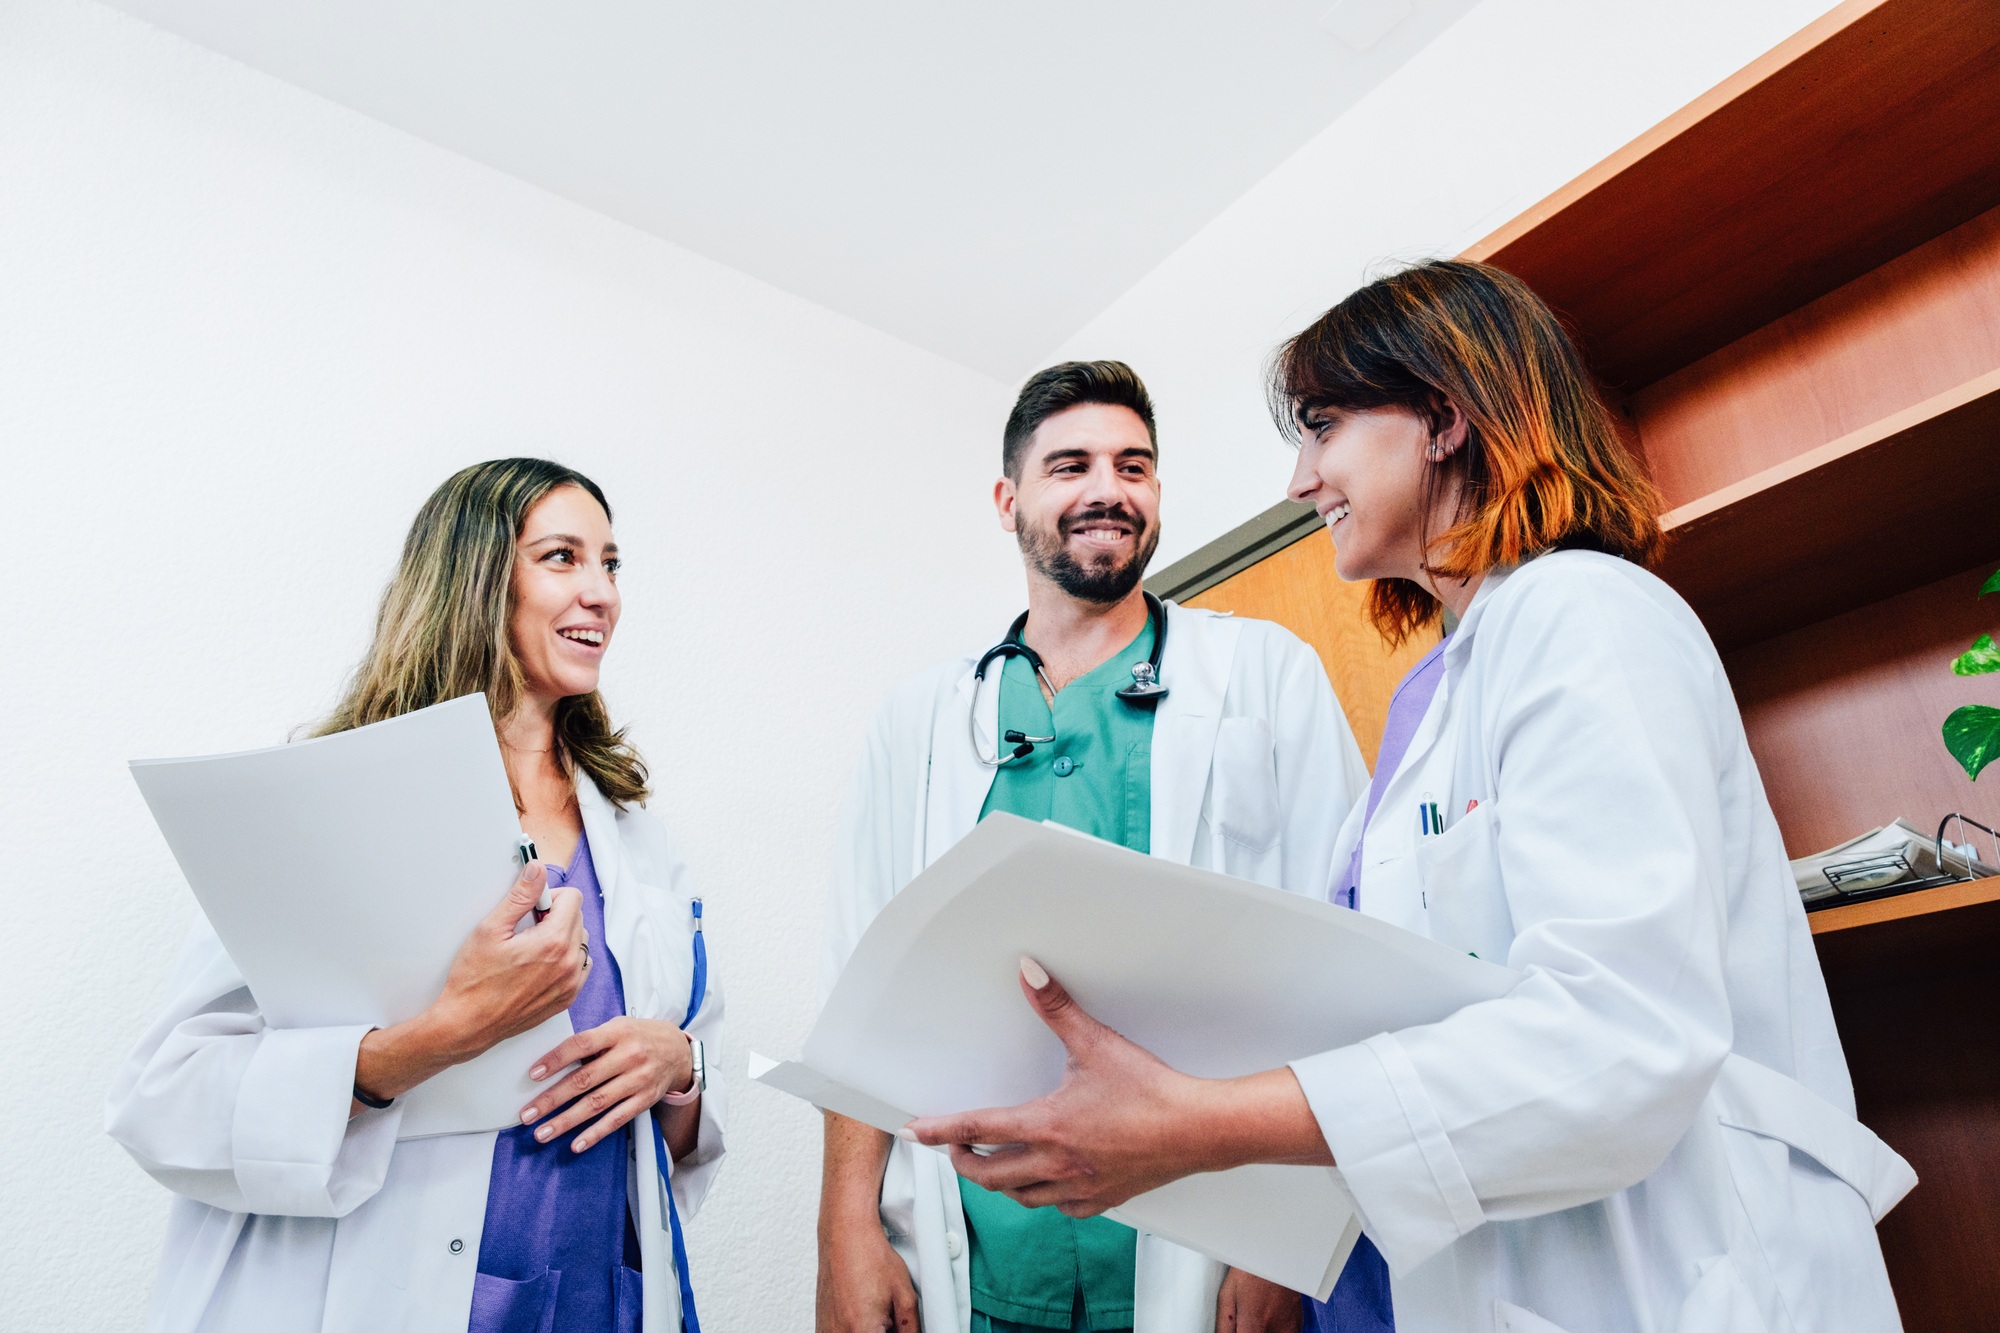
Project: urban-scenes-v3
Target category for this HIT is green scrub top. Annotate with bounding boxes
[961,616,1156,1332]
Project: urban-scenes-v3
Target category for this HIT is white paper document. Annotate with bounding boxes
[130,694,572,1139]
[755,813,1520,1297]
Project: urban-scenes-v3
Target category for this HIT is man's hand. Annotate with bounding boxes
[817,1220,920,1333]
[1216,1267,1304,1333]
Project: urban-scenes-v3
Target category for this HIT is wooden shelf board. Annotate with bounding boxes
[1653,368,2000,651]
[1810,875,2000,936]
[1813,878,2000,994]
[1464,0,2000,390]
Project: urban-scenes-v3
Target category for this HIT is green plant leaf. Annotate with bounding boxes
[1953,633,2000,676]
[1983,566,2000,597]
[1944,705,2000,780]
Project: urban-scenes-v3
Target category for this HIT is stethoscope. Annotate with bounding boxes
[970,591,1170,766]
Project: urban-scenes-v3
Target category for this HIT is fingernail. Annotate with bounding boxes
[520,1107,538,1124]
[536,1125,553,1142]
[571,1138,588,1153]
[529,1066,546,1080]
[896,1126,919,1143]
[1020,955,1050,989]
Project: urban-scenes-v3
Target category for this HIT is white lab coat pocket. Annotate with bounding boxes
[1669,1255,1771,1333]
[1208,717,1281,853]
[1413,801,1513,962]
[1494,1300,1575,1333]
[1708,1057,1911,1333]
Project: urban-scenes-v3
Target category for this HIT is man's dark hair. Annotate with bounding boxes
[1002,360,1157,479]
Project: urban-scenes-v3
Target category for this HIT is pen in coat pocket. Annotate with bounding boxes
[1420,795,1443,836]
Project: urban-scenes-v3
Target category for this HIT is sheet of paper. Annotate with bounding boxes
[754,812,1520,1297]
[130,694,572,1139]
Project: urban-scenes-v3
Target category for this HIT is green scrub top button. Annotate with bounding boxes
[1052,755,1076,776]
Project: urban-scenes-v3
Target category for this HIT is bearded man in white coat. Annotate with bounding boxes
[815,361,1371,1333]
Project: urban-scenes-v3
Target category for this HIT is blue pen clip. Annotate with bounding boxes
[1420,794,1443,837]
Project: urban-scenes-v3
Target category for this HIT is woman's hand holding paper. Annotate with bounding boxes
[900,957,1333,1216]
[352,859,587,1109]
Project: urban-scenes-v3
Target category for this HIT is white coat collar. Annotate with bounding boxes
[1440,562,1516,676]
[574,774,661,1020]
[1149,600,1239,864]
[1362,562,1520,850]
[923,654,1001,869]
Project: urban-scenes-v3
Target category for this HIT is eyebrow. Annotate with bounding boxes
[524,533,619,556]
[1040,446,1157,466]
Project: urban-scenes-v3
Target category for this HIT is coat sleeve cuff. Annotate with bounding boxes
[1289,1033,1485,1274]
[232,1024,398,1217]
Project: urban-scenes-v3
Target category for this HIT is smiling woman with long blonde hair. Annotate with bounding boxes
[110,458,726,1333]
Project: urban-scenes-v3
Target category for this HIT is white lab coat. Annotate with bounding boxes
[106,776,727,1333]
[1289,552,1913,1333]
[822,602,1371,1333]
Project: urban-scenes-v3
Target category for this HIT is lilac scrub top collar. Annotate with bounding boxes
[1337,638,1449,910]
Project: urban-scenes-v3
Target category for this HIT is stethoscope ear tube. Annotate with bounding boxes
[970,594,1170,765]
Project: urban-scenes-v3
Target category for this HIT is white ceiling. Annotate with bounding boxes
[99,0,1481,380]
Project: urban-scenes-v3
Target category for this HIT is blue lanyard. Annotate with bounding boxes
[649,898,707,1333]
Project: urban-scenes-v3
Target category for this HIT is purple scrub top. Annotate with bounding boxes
[469,832,642,1333]
[1309,637,1447,1333]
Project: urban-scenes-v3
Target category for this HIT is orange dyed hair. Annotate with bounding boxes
[1269,260,1662,644]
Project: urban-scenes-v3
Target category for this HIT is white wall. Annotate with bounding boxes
[0,1,1018,1327]
[1055,0,1842,568]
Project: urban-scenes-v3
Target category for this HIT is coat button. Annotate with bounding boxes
[1052,756,1076,777]
[449,1238,464,1254]
[945,1230,964,1260]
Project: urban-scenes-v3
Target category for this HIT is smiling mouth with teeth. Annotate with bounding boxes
[558,628,606,646]
[1325,504,1351,528]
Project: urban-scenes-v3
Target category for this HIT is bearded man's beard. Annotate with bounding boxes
[1016,504,1161,604]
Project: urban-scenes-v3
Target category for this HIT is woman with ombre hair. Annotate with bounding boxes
[902,263,1910,1333]
[109,458,724,1333]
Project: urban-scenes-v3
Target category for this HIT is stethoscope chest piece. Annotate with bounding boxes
[1115,660,1168,701]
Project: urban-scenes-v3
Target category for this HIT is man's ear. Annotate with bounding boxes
[1428,400,1472,462]
[994,475,1019,533]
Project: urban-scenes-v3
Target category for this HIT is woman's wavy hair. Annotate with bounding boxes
[313,457,650,808]
[1269,259,1662,645]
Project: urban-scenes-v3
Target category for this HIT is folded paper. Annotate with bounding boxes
[755,812,1519,1296]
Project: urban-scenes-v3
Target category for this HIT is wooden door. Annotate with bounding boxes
[1184,528,1437,768]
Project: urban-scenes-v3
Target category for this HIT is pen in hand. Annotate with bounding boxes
[519,836,553,922]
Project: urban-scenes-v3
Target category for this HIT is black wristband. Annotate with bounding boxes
[352,1081,394,1110]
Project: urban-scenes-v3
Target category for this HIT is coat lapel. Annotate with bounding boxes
[1359,568,1513,879]
[920,660,999,870]
[575,776,662,1019]
[1150,603,1240,864]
